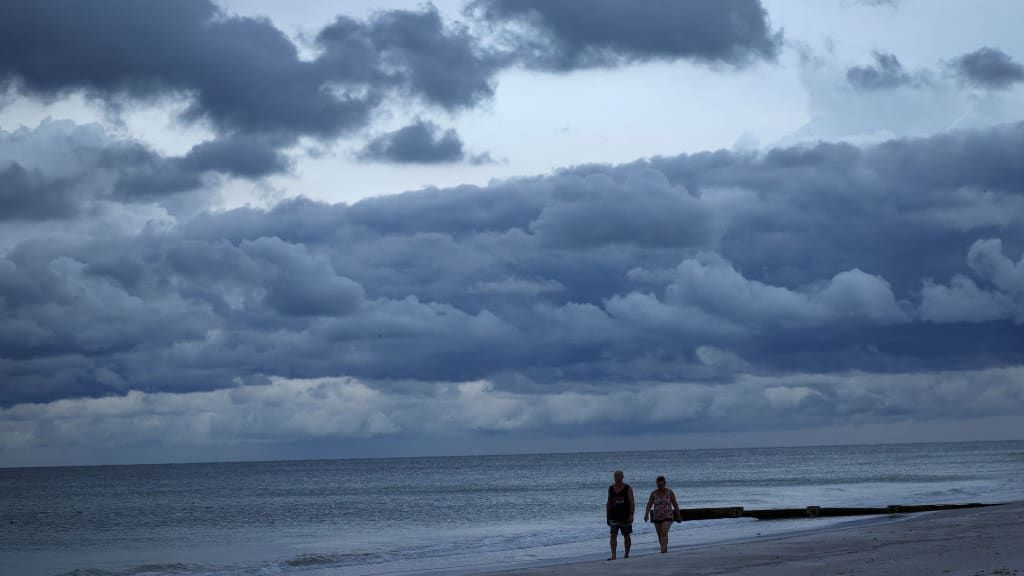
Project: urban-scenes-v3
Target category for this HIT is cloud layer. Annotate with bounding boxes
[4,365,1022,464]
[2,1,1023,463]
[2,121,1023,417]
[0,0,784,176]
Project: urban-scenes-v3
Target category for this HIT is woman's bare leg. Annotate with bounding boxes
[657,522,671,553]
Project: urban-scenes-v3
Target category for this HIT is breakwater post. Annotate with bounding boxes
[678,502,993,522]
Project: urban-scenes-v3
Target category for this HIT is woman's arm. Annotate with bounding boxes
[644,491,655,520]
[606,489,613,524]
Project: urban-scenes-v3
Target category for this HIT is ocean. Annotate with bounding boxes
[2,441,1023,576]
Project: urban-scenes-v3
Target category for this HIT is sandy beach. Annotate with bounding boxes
[494,501,1024,576]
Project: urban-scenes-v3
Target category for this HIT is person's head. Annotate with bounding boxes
[656,476,666,488]
[614,470,624,483]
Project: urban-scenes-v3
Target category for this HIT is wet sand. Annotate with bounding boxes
[493,501,1024,576]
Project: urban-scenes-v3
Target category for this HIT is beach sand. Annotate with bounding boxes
[494,501,1024,576]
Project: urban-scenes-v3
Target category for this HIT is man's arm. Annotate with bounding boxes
[628,486,636,523]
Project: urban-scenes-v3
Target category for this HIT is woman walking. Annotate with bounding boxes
[643,475,681,553]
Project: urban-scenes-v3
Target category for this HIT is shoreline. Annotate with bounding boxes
[487,501,1024,576]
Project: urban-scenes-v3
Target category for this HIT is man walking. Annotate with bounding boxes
[606,469,635,560]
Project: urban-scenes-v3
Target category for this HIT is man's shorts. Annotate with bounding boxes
[609,521,632,536]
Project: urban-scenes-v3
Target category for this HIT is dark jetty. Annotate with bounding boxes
[679,502,996,522]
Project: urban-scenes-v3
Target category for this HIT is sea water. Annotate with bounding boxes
[2,441,1023,576]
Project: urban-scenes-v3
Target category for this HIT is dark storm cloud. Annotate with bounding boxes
[0,0,502,141]
[0,121,285,214]
[3,121,1024,411]
[110,134,296,200]
[950,47,1024,90]
[358,121,486,164]
[0,0,377,138]
[0,163,78,220]
[846,52,914,90]
[469,0,781,70]
[106,146,204,201]
[528,170,711,248]
[0,121,188,213]
[245,236,366,317]
[317,7,505,110]
[182,136,291,178]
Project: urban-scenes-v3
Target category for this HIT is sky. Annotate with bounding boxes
[1,0,1023,467]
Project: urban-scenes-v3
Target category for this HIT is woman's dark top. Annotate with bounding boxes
[608,484,631,523]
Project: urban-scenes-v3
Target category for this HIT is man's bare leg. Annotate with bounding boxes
[608,533,617,560]
[624,533,631,558]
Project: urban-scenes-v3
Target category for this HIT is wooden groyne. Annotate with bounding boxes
[679,502,995,522]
